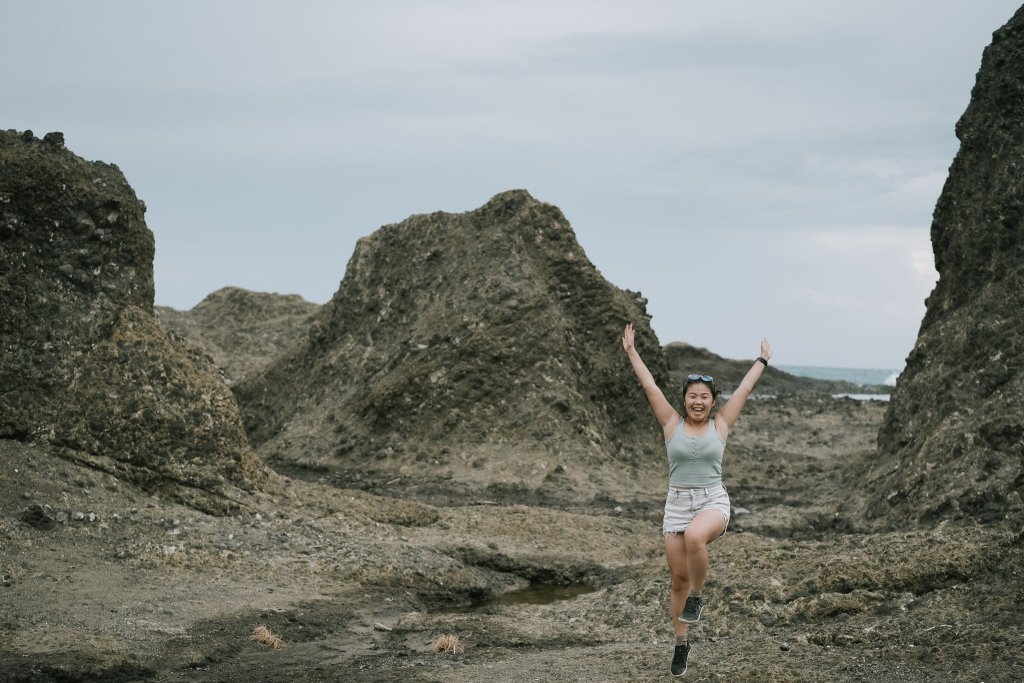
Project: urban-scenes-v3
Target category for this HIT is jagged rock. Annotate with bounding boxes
[156,287,319,384]
[234,190,668,502]
[0,130,266,513]
[860,9,1024,527]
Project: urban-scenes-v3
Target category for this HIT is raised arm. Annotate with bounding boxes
[622,323,678,435]
[716,337,773,431]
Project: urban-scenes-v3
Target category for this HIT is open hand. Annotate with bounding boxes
[760,338,773,361]
[622,323,636,353]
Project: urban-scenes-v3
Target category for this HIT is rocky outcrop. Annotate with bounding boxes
[0,130,266,513]
[157,287,319,384]
[234,190,668,502]
[861,9,1024,527]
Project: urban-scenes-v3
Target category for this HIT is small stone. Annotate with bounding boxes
[728,601,748,615]
[780,642,791,651]
[73,511,86,522]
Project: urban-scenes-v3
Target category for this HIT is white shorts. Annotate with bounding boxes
[663,483,731,536]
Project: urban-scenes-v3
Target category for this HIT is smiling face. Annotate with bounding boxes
[683,380,716,422]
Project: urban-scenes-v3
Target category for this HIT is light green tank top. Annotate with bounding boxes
[665,418,726,488]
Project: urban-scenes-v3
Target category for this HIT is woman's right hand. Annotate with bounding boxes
[622,323,636,353]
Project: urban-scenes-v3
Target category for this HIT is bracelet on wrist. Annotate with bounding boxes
[755,357,768,367]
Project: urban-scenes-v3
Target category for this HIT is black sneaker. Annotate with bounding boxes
[671,640,690,676]
[681,595,704,623]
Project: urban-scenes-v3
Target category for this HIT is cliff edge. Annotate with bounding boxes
[860,9,1024,527]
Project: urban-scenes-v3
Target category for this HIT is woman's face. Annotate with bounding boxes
[684,382,715,421]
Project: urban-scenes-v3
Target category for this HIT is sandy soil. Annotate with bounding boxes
[2,397,1021,682]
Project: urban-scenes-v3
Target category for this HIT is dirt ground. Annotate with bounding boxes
[2,397,1021,682]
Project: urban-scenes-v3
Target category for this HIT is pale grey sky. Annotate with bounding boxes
[4,1,1020,368]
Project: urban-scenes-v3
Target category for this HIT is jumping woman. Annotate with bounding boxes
[622,323,772,676]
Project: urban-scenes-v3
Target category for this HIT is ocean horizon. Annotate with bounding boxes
[776,364,899,387]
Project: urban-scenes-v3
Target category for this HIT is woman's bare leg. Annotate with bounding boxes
[683,509,728,594]
[664,532,690,637]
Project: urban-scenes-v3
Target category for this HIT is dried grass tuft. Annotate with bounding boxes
[248,624,283,649]
[430,633,465,654]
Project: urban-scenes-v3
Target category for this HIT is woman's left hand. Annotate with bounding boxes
[760,338,773,361]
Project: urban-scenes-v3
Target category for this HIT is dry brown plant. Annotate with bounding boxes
[248,624,283,649]
[429,634,465,654]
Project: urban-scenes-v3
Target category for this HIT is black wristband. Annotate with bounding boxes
[755,357,768,367]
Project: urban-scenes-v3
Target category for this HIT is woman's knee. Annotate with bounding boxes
[685,536,708,555]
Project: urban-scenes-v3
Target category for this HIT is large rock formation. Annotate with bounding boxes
[0,130,265,513]
[860,9,1024,527]
[234,190,668,502]
[157,287,319,384]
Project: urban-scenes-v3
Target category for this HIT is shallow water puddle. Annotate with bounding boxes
[462,582,596,612]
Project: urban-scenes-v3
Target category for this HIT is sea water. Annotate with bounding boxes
[776,365,899,387]
[776,365,899,402]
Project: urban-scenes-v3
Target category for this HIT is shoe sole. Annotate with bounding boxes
[679,609,703,623]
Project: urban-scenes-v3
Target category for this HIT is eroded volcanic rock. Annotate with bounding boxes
[0,130,265,513]
[234,190,668,501]
[157,287,319,384]
[860,9,1024,527]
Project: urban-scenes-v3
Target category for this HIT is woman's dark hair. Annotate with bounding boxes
[683,376,718,400]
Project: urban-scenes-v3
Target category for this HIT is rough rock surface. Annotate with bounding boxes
[234,190,670,503]
[0,130,265,513]
[861,8,1024,528]
[156,287,319,384]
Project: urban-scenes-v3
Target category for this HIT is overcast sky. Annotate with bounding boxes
[4,1,1020,369]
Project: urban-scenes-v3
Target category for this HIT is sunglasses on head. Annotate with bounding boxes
[687,374,714,383]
